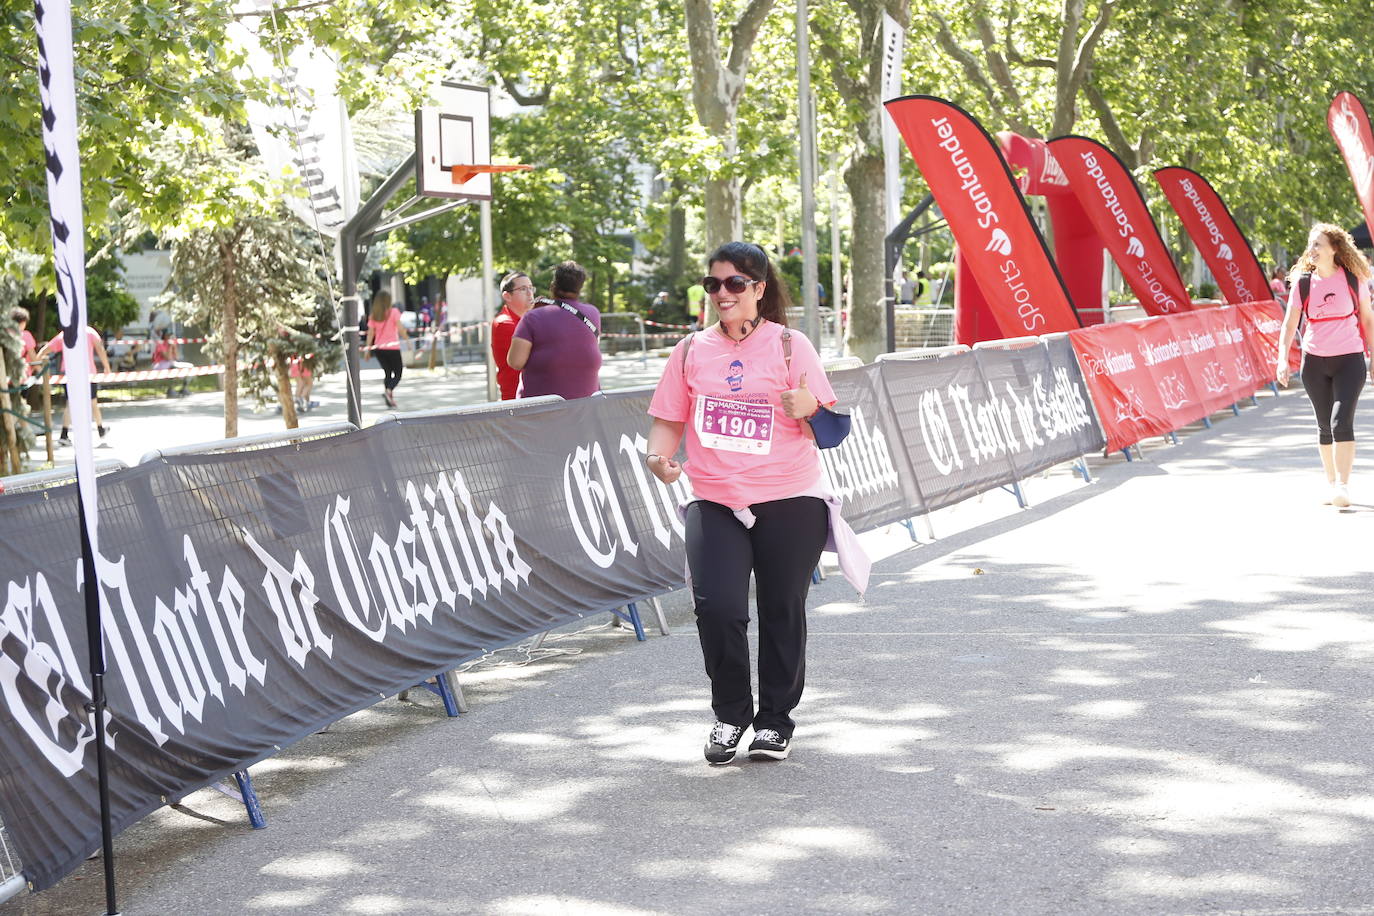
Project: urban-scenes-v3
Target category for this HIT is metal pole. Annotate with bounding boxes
[480,199,497,403]
[829,152,844,355]
[78,491,118,915]
[339,232,362,428]
[796,0,820,345]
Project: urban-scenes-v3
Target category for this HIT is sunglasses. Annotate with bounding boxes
[702,275,760,295]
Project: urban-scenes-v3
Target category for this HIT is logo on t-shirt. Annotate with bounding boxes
[726,359,744,392]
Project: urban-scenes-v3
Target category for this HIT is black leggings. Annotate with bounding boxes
[1302,352,1366,444]
[685,496,828,738]
[375,349,403,391]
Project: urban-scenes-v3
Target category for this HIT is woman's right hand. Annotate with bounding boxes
[647,454,681,485]
[1276,363,1290,387]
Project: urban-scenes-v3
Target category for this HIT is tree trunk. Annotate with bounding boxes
[0,347,18,474]
[705,172,742,250]
[221,240,239,439]
[272,345,299,429]
[683,0,774,252]
[844,151,887,362]
[665,181,687,281]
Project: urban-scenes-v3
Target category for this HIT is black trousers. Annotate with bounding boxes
[685,496,828,738]
[1302,352,1366,444]
[375,349,403,391]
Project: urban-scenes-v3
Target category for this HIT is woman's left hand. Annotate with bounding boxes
[780,373,819,420]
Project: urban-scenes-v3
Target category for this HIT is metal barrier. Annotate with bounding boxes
[600,313,650,366]
[0,459,129,495]
[372,394,564,425]
[0,460,134,899]
[138,421,358,464]
[822,357,865,371]
[1,819,24,903]
[893,307,956,349]
[972,336,1042,351]
[876,344,971,361]
[784,306,839,350]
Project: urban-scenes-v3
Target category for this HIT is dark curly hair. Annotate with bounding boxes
[551,261,587,300]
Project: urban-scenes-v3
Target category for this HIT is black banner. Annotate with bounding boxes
[1042,335,1108,458]
[820,364,928,532]
[973,343,1104,479]
[877,345,1102,512]
[879,352,1021,512]
[0,348,1103,894]
[0,395,690,892]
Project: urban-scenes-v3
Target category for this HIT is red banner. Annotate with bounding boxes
[1329,92,1374,240]
[1137,314,1211,427]
[1173,310,1239,416]
[1049,136,1192,316]
[1154,167,1272,307]
[1070,305,1275,451]
[1069,322,1172,452]
[1237,300,1286,381]
[886,96,1080,337]
[1198,306,1262,402]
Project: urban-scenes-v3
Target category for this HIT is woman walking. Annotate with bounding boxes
[1276,223,1374,506]
[366,289,409,408]
[645,241,866,765]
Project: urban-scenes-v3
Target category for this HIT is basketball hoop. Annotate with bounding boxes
[450,163,532,186]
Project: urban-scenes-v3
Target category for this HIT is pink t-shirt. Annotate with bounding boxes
[367,307,402,349]
[649,321,836,509]
[46,327,101,373]
[1290,271,1369,357]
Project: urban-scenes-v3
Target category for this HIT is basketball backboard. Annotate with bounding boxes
[416,81,492,200]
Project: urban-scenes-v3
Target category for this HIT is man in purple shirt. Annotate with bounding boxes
[506,261,602,398]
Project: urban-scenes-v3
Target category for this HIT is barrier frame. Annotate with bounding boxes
[139,421,358,464]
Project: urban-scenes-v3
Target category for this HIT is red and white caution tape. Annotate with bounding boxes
[108,336,208,346]
[52,365,224,384]
[643,319,695,330]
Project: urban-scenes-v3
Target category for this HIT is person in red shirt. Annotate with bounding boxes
[491,272,536,400]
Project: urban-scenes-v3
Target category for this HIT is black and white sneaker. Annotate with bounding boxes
[748,728,791,760]
[704,721,745,764]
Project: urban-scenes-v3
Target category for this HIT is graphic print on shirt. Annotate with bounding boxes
[726,359,744,392]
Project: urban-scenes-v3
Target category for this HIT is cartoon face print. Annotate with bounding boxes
[726,359,744,392]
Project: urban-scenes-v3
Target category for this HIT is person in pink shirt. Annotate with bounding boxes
[365,289,410,409]
[1276,223,1374,507]
[10,307,37,384]
[1268,266,1288,301]
[646,241,840,765]
[37,324,111,445]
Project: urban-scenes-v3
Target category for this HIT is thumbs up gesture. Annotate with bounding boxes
[780,372,819,420]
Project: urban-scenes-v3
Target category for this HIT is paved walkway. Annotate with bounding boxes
[9,384,1374,915]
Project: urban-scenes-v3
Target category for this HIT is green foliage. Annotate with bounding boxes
[0,0,1371,359]
[80,257,141,334]
[162,210,326,408]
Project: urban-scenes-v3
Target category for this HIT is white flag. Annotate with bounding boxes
[231,3,360,234]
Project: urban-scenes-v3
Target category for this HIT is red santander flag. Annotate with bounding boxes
[1049,135,1193,315]
[885,96,1080,337]
[1154,167,1271,306]
[1328,91,1374,241]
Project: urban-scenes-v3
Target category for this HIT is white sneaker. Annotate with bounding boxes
[1333,483,1352,508]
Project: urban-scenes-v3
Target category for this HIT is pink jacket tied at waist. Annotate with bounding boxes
[676,484,871,596]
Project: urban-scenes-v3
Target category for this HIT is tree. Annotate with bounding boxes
[814,0,910,361]
[162,210,322,435]
[683,0,778,249]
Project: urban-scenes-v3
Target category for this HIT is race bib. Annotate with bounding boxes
[695,394,774,454]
